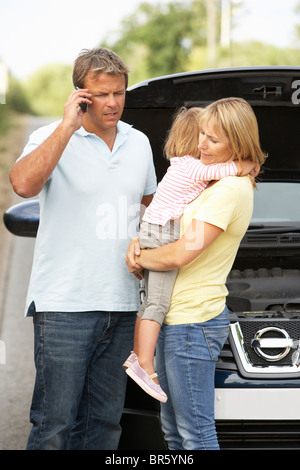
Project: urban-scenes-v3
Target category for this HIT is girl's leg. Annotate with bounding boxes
[133,316,141,354]
[132,267,149,354]
[137,319,161,384]
[137,268,178,381]
[134,220,179,382]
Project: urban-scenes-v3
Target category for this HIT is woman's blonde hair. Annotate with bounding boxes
[164,107,202,160]
[200,97,267,165]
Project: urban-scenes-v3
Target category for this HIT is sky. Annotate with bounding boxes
[0,0,298,81]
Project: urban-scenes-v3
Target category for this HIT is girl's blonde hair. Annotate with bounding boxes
[200,97,267,165]
[164,107,202,160]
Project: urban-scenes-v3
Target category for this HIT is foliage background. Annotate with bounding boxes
[1,0,300,118]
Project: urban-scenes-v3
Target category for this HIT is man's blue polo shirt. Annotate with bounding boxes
[19,120,157,315]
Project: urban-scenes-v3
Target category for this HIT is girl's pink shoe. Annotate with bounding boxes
[122,351,137,370]
[126,360,167,403]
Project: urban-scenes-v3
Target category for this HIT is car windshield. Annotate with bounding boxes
[252,182,300,224]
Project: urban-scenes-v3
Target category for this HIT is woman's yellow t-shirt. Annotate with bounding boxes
[165,176,254,325]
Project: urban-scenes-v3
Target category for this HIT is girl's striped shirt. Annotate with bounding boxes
[143,155,237,226]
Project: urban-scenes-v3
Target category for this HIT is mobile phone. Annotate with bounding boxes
[76,87,88,113]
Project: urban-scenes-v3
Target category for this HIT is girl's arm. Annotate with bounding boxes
[192,159,260,181]
[191,159,237,181]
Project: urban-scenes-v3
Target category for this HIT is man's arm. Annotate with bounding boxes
[141,194,153,208]
[9,89,91,198]
[10,122,75,198]
[126,219,223,273]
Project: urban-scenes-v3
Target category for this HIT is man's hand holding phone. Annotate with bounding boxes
[61,88,92,133]
[75,87,92,113]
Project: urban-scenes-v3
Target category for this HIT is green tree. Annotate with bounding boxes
[102,0,207,84]
[0,63,32,133]
[295,1,300,41]
[23,63,73,116]
[6,75,32,114]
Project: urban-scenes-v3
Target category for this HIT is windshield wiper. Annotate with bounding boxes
[248,224,300,233]
[248,224,265,229]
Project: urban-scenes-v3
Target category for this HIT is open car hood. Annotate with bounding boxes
[122,66,300,183]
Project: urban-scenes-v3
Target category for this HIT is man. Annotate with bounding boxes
[9,48,157,450]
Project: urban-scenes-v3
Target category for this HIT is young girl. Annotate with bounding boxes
[124,106,259,402]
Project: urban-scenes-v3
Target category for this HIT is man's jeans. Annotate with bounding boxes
[26,310,135,450]
[156,307,229,450]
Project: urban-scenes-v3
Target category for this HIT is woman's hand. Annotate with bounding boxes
[126,220,223,274]
[126,237,144,280]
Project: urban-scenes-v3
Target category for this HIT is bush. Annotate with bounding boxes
[23,63,73,117]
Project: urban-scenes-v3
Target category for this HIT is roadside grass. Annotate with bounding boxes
[0,110,28,249]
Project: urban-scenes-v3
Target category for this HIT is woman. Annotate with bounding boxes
[124,106,256,403]
[126,97,266,450]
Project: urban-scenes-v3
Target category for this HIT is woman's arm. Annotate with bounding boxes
[126,219,223,273]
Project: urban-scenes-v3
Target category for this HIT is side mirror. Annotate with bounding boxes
[3,200,39,237]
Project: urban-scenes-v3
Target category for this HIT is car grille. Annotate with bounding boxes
[217,420,300,450]
[217,312,300,378]
[239,319,300,367]
[241,233,300,247]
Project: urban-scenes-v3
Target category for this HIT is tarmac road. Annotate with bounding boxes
[0,116,53,450]
[0,235,35,450]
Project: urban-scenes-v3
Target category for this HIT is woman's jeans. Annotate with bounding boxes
[26,310,135,450]
[156,307,229,450]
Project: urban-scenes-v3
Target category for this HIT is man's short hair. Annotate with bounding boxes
[73,48,129,89]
